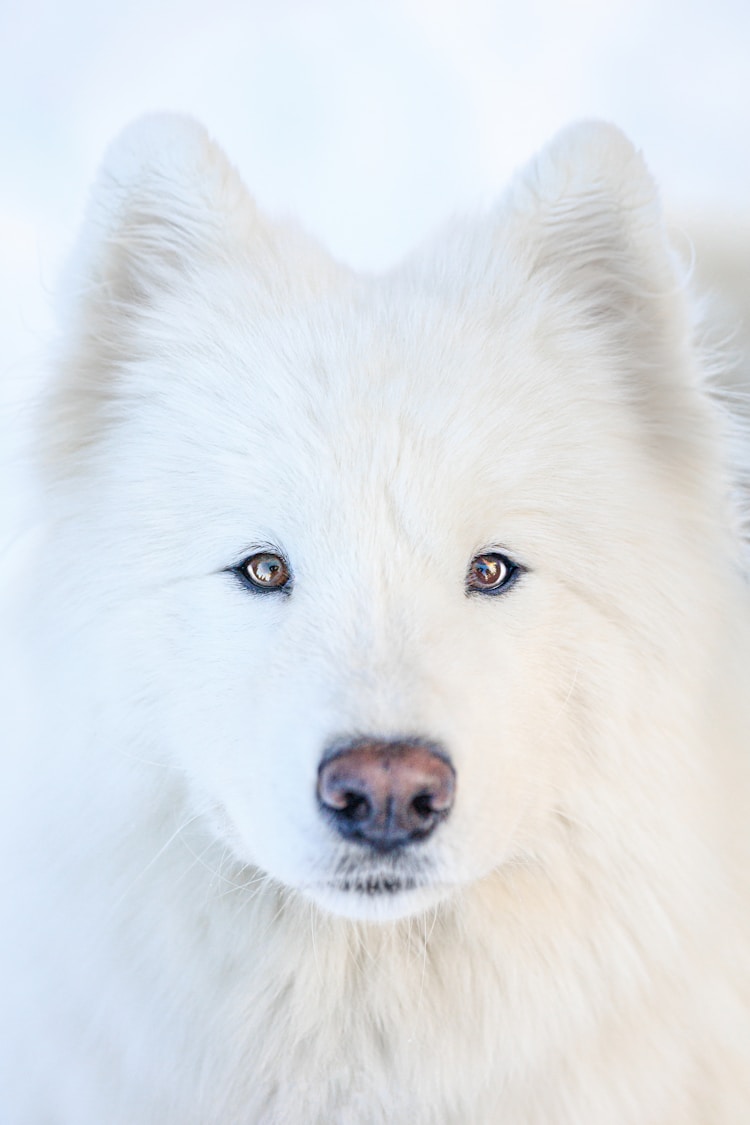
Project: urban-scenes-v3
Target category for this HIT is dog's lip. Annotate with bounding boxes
[327,873,419,896]
[329,852,428,896]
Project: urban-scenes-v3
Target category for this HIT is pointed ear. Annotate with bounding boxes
[47,115,344,472]
[60,114,254,321]
[506,121,691,367]
[47,116,268,470]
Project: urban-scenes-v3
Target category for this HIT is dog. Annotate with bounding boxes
[1,115,749,1123]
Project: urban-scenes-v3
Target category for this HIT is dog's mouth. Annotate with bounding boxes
[311,866,453,921]
[329,850,428,896]
[328,873,418,897]
[303,852,453,920]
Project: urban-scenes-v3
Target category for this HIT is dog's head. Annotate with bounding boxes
[45,116,735,921]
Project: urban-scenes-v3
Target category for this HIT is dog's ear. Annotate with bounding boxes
[506,122,715,466]
[60,115,255,323]
[45,117,263,467]
[508,121,688,353]
[47,117,341,469]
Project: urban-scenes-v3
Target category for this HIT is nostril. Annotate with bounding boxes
[339,792,371,823]
[317,769,374,823]
[411,792,437,820]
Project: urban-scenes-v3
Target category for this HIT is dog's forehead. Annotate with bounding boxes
[132,271,635,553]
[240,284,607,488]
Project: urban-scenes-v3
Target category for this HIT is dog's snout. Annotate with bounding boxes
[317,739,455,851]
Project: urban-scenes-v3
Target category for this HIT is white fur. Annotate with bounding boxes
[2,116,749,1123]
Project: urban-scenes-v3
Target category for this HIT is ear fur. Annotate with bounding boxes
[499,122,719,472]
[508,121,689,352]
[49,116,337,470]
[60,114,255,323]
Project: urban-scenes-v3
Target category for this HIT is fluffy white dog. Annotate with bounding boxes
[1,116,749,1123]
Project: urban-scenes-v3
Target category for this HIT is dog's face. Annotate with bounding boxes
[50,117,723,921]
[112,296,599,922]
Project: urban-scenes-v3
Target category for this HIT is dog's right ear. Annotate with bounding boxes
[47,116,344,472]
[59,114,255,326]
[48,116,300,469]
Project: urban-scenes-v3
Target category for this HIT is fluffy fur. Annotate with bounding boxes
[1,116,749,1123]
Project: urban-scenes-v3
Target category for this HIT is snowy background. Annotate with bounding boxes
[1,0,749,376]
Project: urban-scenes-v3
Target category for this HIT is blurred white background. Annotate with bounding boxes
[1,0,749,374]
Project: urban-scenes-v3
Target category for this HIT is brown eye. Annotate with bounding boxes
[466,552,520,595]
[239,552,291,591]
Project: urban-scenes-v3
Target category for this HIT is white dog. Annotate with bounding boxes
[1,116,749,1123]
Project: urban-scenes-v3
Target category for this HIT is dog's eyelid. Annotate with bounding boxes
[230,548,293,593]
[465,549,526,596]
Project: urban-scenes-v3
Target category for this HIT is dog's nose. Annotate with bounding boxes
[317,739,456,851]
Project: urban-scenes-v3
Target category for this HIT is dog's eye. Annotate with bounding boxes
[466,552,520,595]
[238,552,291,591]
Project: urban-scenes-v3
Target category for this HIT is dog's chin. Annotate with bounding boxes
[304,875,454,923]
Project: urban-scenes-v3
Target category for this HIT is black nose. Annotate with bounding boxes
[317,738,456,852]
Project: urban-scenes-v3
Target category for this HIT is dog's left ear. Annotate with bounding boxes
[490,123,734,492]
[507,121,689,358]
[505,122,720,470]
